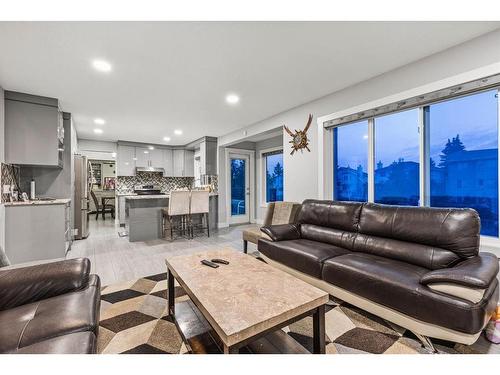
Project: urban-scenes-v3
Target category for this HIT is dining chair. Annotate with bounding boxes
[90,190,115,220]
[163,190,190,240]
[189,190,210,238]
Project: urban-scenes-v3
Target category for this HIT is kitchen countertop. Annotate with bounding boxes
[125,194,169,200]
[124,192,218,200]
[3,198,71,207]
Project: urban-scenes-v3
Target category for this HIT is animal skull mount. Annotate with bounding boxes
[284,114,313,155]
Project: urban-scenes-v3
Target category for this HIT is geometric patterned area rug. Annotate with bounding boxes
[98,273,497,354]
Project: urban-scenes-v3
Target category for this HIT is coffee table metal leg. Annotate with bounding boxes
[223,345,239,354]
[167,269,175,316]
[312,305,325,354]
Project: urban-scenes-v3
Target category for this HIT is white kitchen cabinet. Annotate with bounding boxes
[173,149,195,177]
[117,145,136,176]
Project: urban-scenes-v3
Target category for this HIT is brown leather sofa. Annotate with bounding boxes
[259,200,499,350]
[0,258,101,354]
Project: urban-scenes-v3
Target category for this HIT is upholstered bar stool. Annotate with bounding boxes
[190,190,210,238]
[163,190,190,240]
[242,201,301,253]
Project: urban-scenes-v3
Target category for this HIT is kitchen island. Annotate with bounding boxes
[125,194,218,242]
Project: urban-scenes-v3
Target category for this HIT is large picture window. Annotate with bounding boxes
[333,120,368,202]
[428,90,499,237]
[264,150,284,202]
[331,87,500,239]
[374,109,420,206]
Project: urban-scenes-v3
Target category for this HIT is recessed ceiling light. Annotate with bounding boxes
[133,157,138,161]
[94,118,106,125]
[225,93,240,105]
[174,129,183,135]
[92,59,112,73]
[144,151,149,154]
[163,136,171,142]
[93,128,103,134]
[111,152,117,158]
[148,146,155,150]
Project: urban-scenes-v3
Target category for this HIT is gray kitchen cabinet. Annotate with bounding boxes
[184,149,195,177]
[149,148,163,167]
[199,138,218,175]
[5,91,63,167]
[173,149,195,177]
[5,202,70,265]
[135,147,163,168]
[163,149,174,176]
[117,145,136,176]
[135,147,150,168]
[173,149,184,177]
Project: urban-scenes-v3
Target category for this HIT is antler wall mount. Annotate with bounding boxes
[283,114,313,155]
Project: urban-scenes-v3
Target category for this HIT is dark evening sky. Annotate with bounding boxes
[336,89,498,170]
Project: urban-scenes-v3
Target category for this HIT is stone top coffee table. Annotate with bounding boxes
[165,248,329,354]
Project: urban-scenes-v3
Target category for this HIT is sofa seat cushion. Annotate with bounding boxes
[258,238,350,278]
[8,332,97,354]
[322,253,498,334]
[0,274,100,353]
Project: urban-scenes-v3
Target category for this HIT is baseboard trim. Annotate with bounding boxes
[217,222,229,229]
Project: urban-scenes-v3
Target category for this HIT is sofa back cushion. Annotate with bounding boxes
[296,200,362,251]
[297,200,363,231]
[353,233,460,269]
[301,224,358,250]
[355,203,480,268]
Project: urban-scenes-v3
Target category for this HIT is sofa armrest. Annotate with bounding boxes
[260,224,301,242]
[0,258,91,311]
[420,252,499,289]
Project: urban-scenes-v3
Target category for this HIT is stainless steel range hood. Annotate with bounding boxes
[135,166,165,174]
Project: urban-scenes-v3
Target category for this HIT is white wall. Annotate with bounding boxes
[218,29,500,207]
[78,139,117,161]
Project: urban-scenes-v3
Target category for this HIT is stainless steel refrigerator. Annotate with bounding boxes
[74,154,91,239]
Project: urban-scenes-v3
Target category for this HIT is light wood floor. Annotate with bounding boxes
[67,217,259,286]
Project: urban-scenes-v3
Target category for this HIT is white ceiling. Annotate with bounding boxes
[0,22,498,145]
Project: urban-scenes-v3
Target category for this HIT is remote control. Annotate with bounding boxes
[201,260,219,268]
[211,258,229,265]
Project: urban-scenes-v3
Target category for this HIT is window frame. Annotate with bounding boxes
[330,87,500,239]
[259,146,284,208]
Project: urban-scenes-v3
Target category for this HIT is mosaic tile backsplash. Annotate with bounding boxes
[1,163,20,202]
[116,173,196,194]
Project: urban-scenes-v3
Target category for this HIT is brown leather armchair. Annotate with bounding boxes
[0,258,101,354]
